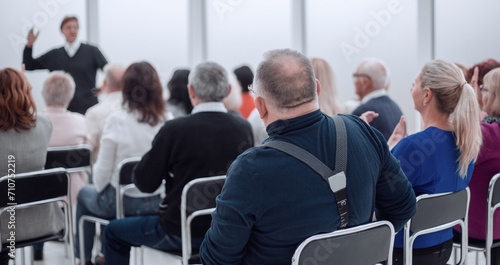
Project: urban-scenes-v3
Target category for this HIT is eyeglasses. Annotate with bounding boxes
[480,85,489,93]
[248,84,258,96]
[352,73,371,80]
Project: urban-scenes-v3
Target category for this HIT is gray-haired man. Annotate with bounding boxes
[102,62,253,265]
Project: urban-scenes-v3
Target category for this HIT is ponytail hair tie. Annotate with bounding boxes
[460,81,467,89]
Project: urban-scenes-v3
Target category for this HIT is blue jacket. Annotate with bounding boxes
[392,126,473,249]
[200,110,416,265]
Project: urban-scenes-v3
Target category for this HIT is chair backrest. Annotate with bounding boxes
[0,168,75,264]
[115,157,164,219]
[409,188,469,235]
[488,173,500,213]
[117,157,142,185]
[45,144,93,175]
[0,168,69,207]
[404,188,470,265]
[291,221,395,265]
[485,173,500,264]
[180,175,226,265]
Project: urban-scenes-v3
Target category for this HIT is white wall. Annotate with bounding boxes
[97,0,189,90]
[206,0,292,76]
[435,0,500,65]
[306,0,419,133]
[0,0,87,111]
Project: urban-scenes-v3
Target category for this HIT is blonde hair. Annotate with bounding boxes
[310,58,343,116]
[419,60,482,177]
[483,68,500,116]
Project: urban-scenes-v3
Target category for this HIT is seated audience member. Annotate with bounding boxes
[468,59,500,119]
[167,69,192,118]
[455,68,500,264]
[42,71,88,205]
[0,68,64,263]
[103,62,254,265]
[199,49,417,265]
[75,62,167,265]
[223,73,243,117]
[247,108,267,146]
[455,62,471,83]
[234,65,255,118]
[311,57,378,123]
[352,58,403,140]
[85,64,125,161]
[310,57,343,115]
[388,60,482,265]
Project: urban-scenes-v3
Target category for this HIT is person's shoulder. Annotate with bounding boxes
[35,114,53,134]
[481,121,500,140]
[79,43,103,53]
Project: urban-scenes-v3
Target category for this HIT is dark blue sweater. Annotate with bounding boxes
[352,95,403,140]
[200,110,416,265]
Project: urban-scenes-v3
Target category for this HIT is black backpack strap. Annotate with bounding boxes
[263,115,349,228]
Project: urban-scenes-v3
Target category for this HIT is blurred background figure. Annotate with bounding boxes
[458,68,500,264]
[0,68,64,263]
[223,72,242,117]
[352,58,403,140]
[85,64,126,162]
[234,65,255,118]
[41,71,88,206]
[310,57,343,116]
[75,62,168,265]
[468,59,500,118]
[167,69,192,118]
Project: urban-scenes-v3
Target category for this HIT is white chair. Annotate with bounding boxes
[141,175,226,265]
[291,221,395,265]
[78,157,163,264]
[404,188,470,265]
[455,173,500,265]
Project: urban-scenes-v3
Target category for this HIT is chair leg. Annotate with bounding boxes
[20,248,25,265]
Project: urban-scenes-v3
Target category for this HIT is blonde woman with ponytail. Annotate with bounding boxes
[389,60,482,265]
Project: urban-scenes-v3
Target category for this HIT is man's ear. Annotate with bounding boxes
[225,84,232,98]
[316,78,321,96]
[188,84,196,100]
[255,96,267,120]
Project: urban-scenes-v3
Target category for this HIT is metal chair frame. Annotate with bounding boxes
[404,188,470,265]
[291,221,395,265]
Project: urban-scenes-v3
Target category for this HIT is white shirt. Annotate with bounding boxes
[64,40,81,57]
[191,102,228,114]
[247,108,268,146]
[85,91,123,159]
[93,109,169,193]
[361,89,388,104]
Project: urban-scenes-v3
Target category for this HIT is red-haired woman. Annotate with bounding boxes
[0,68,64,263]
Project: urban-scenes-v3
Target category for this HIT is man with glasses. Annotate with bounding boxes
[200,49,416,265]
[352,58,403,140]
